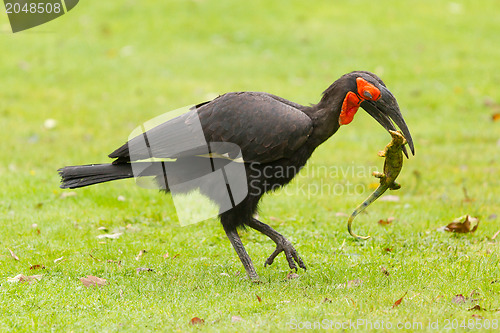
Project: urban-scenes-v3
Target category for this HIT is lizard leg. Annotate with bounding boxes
[390,182,401,190]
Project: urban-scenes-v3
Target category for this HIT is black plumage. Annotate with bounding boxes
[59,71,414,280]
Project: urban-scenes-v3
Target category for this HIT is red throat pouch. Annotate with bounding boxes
[339,91,361,125]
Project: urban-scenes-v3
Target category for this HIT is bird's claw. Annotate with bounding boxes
[264,240,306,271]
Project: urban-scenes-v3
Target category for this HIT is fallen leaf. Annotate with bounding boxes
[492,230,500,240]
[335,212,349,217]
[378,217,395,226]
[384,248,393,252]
[380,266,390,276]
[468,305,485,311]
[379,195,399,202]
[60,191,77,199]
[136,267,154,273]
[472,314,483,318]
[392,292,408,308]
[162,253,169,259]
[269,216,283,222]
[7,274,43,284]
[135,249,147,260]
[8,248,19,260]
[189,317,204,325]
[256,294,262,302]
[323,297,332,303]
[286,271,300,280]
[54,256,65,264]
[172,254,180,259]
[43,118,57,129]
[89,254,101,262]
[492,113,500,122]
[445,215,479,233]
[336,279,363,289]
[107,259,121,266]
[80,275,107,287]
[29,264,45,270]
[96,232,123,239]
[231,315,243,322]
[452,294,467,304]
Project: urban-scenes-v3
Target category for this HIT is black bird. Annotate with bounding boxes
[59,71,414,281]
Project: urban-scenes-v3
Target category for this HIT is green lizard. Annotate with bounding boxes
[347,130,407,240]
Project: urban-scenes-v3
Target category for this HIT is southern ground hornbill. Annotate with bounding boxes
[59,71,414,281]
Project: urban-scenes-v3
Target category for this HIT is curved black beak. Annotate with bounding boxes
[360,86,415,158]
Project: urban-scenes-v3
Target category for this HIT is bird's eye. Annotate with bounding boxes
[356,77,381,101]
[363,90,373,99]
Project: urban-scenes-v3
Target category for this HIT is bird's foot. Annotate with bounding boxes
[264,238,306,271]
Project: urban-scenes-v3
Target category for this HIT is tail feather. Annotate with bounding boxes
[58,163,134,189]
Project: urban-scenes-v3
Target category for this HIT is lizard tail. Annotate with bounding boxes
[347,186,387,240]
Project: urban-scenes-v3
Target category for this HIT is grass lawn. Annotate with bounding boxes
[1,0,499,331]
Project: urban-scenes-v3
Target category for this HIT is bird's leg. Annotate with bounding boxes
[223,225,260,281]
[246,218,306,271]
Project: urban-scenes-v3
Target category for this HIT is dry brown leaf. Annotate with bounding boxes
[256,294,262,302]
[80,275,107,287]
[29,264,45,270]
[380,266,390,276]
[468,305,485,311]
[89,254,101,262]
[162,253,169,259]
[189,317,204,325]
[445,215,479,233]
[8,248,19,261]
[378,217,395,226]
[286,271,300,280]
[135,249,147,260]
[392,292,408,308]
[492,113,500,122]
[107,260,121,266]
[7,274,43,284]
[136,267,154,273]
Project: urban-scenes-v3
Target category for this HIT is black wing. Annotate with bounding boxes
[109,92,313,164]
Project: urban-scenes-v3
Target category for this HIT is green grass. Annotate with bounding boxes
[1,0,500,331]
